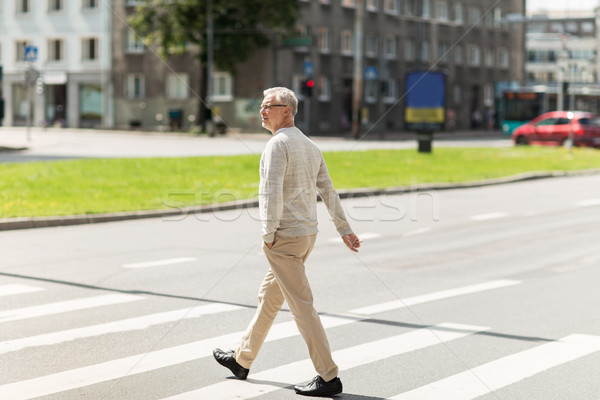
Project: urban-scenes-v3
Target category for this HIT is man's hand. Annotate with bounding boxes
[265,242,274,249]
[342,233,361,252]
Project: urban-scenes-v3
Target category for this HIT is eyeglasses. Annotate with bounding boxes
[259,104,287,112]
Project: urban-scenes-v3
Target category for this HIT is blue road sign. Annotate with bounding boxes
[303,60,314,77]
[25,45,38,62]
[365,66,377,80]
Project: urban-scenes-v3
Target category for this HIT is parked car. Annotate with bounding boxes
[512,111,600,148]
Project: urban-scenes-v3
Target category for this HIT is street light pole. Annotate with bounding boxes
[351,0,364,139]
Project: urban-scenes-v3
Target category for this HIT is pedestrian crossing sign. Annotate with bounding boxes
[24,45,38,62]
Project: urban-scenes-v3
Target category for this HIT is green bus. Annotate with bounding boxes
[497,87,558,134]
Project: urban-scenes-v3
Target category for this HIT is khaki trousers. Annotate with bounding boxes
[234,233,339,382]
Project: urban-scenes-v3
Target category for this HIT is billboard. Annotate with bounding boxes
[404,71,446,132]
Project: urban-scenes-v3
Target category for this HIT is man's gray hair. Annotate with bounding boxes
[263,87,298,116]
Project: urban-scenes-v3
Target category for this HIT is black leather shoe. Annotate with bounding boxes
[294,375,343,397]
[213,348,249,380]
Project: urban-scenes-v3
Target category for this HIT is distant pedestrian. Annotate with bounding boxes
[446,108,456,131]
[487,108,496,131]
[471,109,482,130]
[213,87,361,397]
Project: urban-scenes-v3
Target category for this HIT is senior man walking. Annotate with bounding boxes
[213,87,361,397]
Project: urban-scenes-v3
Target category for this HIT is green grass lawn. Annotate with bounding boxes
[1,146,599,218]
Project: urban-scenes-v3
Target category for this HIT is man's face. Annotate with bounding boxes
[260,94,287,133]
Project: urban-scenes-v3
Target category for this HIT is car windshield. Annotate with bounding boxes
[578,117,600,126]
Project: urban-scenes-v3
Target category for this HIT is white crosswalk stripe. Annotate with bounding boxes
[0,303,242,355]
[0,284,44,297]
[0,293,143,323]
[122,257,197,269]
[390,334,600,400]
[162,323,489,400]
[1,278,595,400]
[350,279,520,315]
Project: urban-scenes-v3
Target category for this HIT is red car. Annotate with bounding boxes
[512,111,600,148]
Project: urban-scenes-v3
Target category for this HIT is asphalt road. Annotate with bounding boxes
[1,174,600,399]
[0,127,510,162]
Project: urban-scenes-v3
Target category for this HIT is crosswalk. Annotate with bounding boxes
[1,279,599,400]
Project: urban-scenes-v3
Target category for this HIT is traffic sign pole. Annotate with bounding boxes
[24,45,38,142]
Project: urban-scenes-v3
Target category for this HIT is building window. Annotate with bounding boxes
[126,74,145,99]
[498,48,509,68]
[468,45,481,66]
[49,0,63,12]
[405,0,417,16]
[469,6,480,25]
[48,39,64,62]
[382,79,397,102]
[365,79,377,103]
[384,34,397,59]
[166,73,189,99]
[582,22,594,32]
[453,84,462,104]
[341,30,353,55]
[566,22,578,33]
[318,76,331,101]
[366,33,378,57]
[454,3,464,24]
[438,42,449,63]
[404,39,415,61]
[125,30,145,53]
[82,38,98,61]
[420,41,430,62]
[436,1,448,21]
[83,0,98,9]
[383,0,398,15]
[317,27,330,53]
[367,0,378,12]
[483,84,493,107]
[454,45,464,65]
[550,22,563,33]
[493,7,502,27]
[422,0,431,18]
[484,12,494,28]
[17,0,30,13]
[211,71,233,101]
[341,0,356,8]
[484,48,494,66]
[79,84,103,123]
[15,40,31,62]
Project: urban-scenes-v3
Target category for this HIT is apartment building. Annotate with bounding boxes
[525,11,597,86]
[0,0,112,128]
[227,0,526,134]
[91,0,531,134]
[0,0,525,133]
[111,0,202,131]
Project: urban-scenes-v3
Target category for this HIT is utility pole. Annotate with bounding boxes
[351,0,364,139]
[206,0,214,133]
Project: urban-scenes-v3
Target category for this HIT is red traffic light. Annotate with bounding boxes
[306,79,314,88]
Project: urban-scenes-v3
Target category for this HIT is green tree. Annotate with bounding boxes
[129,0,300,128]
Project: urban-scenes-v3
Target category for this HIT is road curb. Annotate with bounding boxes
[2,169,599,231]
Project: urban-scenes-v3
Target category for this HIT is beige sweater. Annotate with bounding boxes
[259,127,353,243]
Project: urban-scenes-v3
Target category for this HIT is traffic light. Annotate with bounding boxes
[301,79,314,98]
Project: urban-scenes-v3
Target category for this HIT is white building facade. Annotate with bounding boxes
[0,0,112,128]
